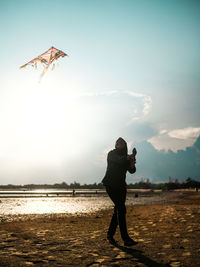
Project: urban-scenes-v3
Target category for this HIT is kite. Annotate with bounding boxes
[20,46,68,81]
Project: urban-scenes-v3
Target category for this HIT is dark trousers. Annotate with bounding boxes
[106,186,129,241]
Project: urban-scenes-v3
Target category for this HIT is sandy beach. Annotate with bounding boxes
[0,191,200,267]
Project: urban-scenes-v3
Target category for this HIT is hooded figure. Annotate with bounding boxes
[102,137,137,246]
[102,137,135,187]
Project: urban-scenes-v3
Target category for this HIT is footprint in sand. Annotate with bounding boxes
[45,256,56,261]
[76,255,83,258]
[182,252,191,256]
[102,256,110,260]
[12,252,30,257]
[89,253,99,257]
[41,250,49,255]
[144,240,151,244]
[88,263,100,267]
[133,231,139,236]
[141,227,148,231]
[115,252,132,259]
[115,253,125,259]
[170,262,181,267]
[7,247,17,252]
[96,258,105,263]
[1,233,8,239]
[163,244,171,249]
[174,233,180,237]
[91,231,101,239]
[24,262,34,266]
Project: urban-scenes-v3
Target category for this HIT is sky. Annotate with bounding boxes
[0,0,200,185]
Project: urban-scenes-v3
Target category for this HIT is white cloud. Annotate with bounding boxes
[168,127,200,140]
[79,90,152,119]
[159,129,168,135]
[126,91,152,120]
[74,90,152,124]
[148,126,200,152]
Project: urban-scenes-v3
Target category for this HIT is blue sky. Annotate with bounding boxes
[0,0,200,184]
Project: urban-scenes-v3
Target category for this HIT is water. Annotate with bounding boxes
[0,191,182,218]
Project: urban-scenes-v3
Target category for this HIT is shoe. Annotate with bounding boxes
[107,234,116,244]
[124,238,138,246]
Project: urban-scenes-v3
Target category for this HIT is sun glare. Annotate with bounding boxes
[0,71,97,165]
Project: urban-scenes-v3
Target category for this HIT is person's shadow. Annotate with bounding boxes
[111,242,170,267]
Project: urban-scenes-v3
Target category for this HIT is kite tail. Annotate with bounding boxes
[38,65,49,83]
[51,63,55,71]
[20,63,28,69]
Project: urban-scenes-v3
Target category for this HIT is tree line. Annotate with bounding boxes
[0,177,199,190]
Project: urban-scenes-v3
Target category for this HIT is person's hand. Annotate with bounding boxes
[128,154,136,164]
[132,147,137,156]
[131,155,136,164]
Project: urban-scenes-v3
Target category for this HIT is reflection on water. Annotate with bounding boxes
[0,191,181,216]
[0,196,112,215]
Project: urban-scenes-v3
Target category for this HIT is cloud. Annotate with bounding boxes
[78,90,152,123]
[168,127,200,140]
[148,126,200,152]
[129,136,200,183]
[127,91,152,118]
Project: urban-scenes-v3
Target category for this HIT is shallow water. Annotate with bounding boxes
[0,191,182,217]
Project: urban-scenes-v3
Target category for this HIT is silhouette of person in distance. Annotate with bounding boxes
[102,137,137,246]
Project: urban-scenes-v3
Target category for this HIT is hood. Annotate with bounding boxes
[115,137,128,155]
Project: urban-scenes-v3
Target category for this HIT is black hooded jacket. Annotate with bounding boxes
[102,141,136,187]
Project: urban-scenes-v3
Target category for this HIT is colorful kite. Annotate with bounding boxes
[20,46,68,81]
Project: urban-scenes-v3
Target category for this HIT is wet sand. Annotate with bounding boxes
[0,191,200,266]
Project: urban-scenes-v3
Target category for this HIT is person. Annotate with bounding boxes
[102,137,137,246]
